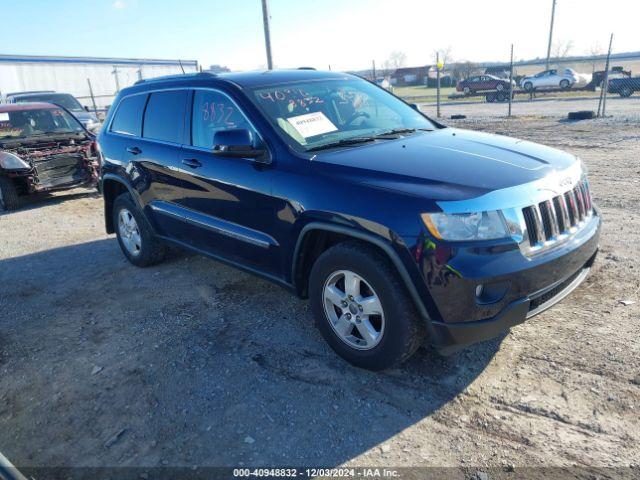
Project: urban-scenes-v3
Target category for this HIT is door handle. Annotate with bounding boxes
[126,146,142,155]
[182,158,202,169]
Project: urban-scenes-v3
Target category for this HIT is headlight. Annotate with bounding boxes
[0,152,30,170]
[421,211,510,241]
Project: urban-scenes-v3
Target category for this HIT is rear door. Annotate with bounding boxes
[176,88,281,276]
[128,89,192,243]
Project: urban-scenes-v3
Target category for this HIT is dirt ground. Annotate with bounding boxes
[420,95,640,120]
[0,114,639,478]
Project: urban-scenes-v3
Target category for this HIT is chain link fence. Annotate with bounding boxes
[381,39,639,121]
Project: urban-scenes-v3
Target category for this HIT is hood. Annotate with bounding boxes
[311,128,578,201]
[71,110,99,124]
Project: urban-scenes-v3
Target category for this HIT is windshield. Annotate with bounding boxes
[250,78,436,151]
[0,108,85,139]
[14,93,84,112]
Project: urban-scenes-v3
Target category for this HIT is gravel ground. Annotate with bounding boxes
[0,115,639,477]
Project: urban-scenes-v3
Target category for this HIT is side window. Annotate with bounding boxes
[111,94,148,136]
[143,90,188,144]
[191,90,254,149]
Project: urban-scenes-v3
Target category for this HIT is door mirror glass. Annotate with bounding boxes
[212,128,269,162]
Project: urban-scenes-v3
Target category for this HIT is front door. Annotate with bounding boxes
[177,89,281,277]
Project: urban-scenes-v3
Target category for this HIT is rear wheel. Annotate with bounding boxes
[619,87,633,98]
[0,177,19,211]
[113,193,167,267]
[463,86,471,95]
[523,81,534,92]
[309,241,426,370]
[560,79,571,89]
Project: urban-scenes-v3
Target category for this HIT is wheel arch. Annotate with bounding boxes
[291,222,435,329]
[101,174,138,234]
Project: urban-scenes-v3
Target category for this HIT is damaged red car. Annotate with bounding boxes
[0,103,99,211]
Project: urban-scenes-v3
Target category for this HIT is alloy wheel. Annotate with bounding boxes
[118,208,142,256]
[322,270,385,350]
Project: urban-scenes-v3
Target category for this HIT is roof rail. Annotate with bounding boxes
[134,71,216,85]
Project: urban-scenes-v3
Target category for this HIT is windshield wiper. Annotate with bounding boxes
[374,128,417,137]
[306,136,377,152]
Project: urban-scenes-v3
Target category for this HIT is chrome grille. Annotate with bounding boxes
[521,180,593,255]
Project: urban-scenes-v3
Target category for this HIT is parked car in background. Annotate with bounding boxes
[608,77,640,97]
[586,67,631,90]
[520,68,590,92]
[0,103,99,211]
[456,75,515,95]
[98,70,600,370]
[5,91,100,132]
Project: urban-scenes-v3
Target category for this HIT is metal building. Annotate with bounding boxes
[0,54,199,109]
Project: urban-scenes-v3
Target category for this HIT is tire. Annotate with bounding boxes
[0,176,20,211]
[496,92,507,102]
[309,241,426,371]
[619,87,633,98]
[112,193,167,267]
[485,93,497,103]
[463,86,471,95]
[559,79,570,89]
[523,82,533,92]
[567,110,595,120]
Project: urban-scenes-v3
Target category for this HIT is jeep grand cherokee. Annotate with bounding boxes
[98,70,600,370]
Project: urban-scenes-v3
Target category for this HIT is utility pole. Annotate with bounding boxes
[508,44,514,117]
[598,33,614,118]
[112,66,120,93]
[372,60,376,81]
[261,0,274,70]
[436,52,441,118]
[545,0,557,70]
[87,78,98,115]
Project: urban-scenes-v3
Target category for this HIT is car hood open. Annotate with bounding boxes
[311,128,578,201]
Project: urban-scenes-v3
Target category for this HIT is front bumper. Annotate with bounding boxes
[419,211,601,353]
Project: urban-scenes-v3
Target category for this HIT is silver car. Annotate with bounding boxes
[520,68,585,92]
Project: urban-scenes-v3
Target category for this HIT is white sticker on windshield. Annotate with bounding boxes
[0,113,9,122]
[286,111,337,138]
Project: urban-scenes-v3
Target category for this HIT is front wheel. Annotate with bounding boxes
[523,82,534,92]
[560,79,571,89]
[0,176,19,211]
[309,242,426,371]
[113,193,167,267]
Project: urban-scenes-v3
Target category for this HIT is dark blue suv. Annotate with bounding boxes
[98,70,601,370]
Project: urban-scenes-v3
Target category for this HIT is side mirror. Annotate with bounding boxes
[84,105,90,112]
[212,129,269,163]
[409,103,419,111]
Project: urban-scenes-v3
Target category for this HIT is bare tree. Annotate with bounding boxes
[386,51,407,70]
[587,42,604,72]
[451,61,481,80]
[433,46,453,71]
[551,40,574,64]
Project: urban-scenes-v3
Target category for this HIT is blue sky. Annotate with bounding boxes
[1,0,638,71]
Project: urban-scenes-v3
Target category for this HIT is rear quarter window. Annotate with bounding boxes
[111,94,148,136]
[143,90,188,144]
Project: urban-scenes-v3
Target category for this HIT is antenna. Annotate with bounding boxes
[179,59,186,74]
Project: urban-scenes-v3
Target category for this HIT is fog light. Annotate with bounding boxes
[475,284,484,297]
